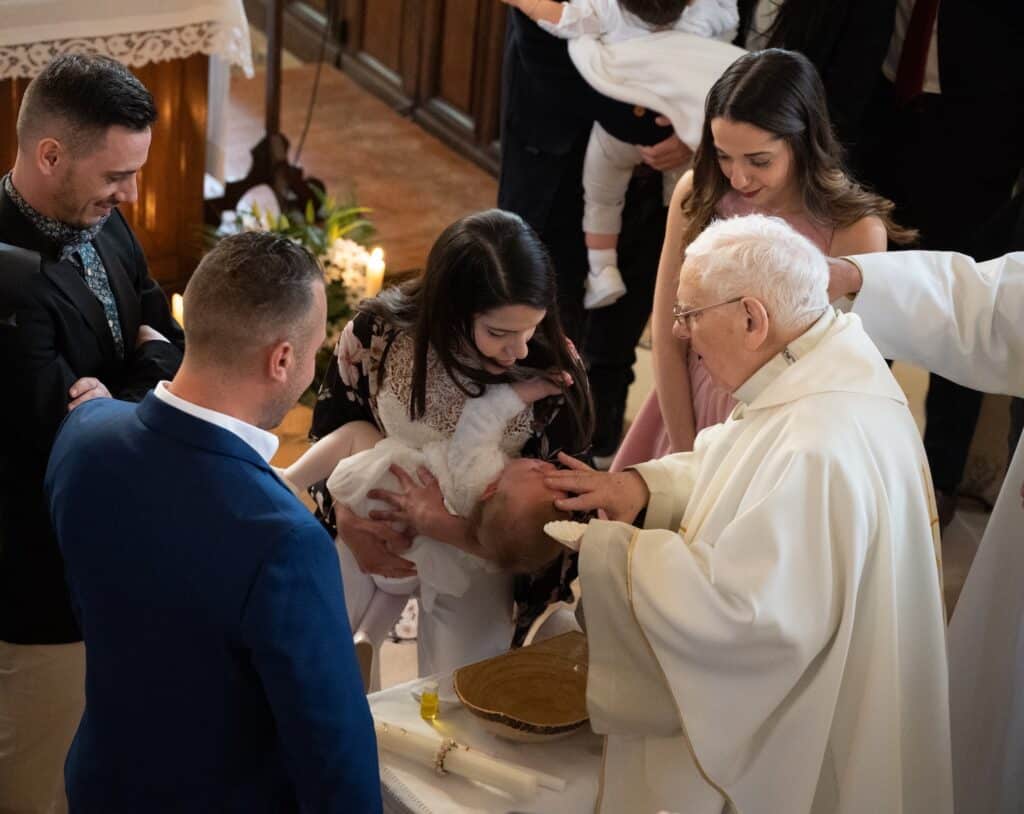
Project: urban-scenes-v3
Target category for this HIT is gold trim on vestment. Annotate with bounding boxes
[921,464,947,620]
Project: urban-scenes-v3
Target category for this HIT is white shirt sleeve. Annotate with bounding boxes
[850,250,1024,398]
[443,384,526,515]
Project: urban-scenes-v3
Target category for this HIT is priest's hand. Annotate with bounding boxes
[827,257,863,302]
[334,502,416,579]
[545,452,649,523]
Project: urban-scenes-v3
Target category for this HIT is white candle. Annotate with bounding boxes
[374,719,539,799]
[171,293,184,327]
[365,247,385,297]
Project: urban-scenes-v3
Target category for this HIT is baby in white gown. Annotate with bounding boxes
[282,379,566,614]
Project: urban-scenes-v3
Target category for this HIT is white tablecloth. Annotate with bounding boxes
[0,0,253,79]
[369,676,604,814]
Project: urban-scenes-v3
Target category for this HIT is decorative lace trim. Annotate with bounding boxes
[379,332,533,453]
[0,21,253,81]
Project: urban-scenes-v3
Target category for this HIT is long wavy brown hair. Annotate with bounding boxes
[681,49,916,248]
[361,209,595,453]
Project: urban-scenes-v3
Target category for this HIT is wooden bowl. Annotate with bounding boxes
[453,631,589,742]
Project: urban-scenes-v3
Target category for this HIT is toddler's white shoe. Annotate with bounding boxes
[584,265,626,309]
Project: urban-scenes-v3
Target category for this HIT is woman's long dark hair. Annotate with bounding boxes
[682,49,916,247]
[361,209,595,451]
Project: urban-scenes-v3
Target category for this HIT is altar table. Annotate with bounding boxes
[369,675,604,814]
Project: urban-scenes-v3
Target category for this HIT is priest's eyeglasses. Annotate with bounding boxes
[672,297,743,329]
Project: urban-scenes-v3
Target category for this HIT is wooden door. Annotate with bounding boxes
[340,0,424,111]
[337,0,506,174]
[414,0,505,172]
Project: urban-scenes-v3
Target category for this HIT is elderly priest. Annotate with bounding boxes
[547,215,953,814]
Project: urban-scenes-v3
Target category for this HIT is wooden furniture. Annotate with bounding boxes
[244,0,507,174]
[340,0,506,174]
[206,0,325,226]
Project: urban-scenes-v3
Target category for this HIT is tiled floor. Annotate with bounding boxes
[233,63,998,689]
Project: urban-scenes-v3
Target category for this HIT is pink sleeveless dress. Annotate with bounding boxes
[611,192,833,470]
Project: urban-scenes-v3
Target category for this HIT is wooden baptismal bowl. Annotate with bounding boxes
[453,631,589,742]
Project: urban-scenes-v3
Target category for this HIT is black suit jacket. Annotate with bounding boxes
[736,0,899,148]
[0,187,184,643]
[736,0,1024,152]
[499,8,673,232]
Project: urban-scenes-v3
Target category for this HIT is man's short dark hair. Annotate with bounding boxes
[16,54,157,154]
[183,231,325,366]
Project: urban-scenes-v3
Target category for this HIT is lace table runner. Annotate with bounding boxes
[0,0,253,79]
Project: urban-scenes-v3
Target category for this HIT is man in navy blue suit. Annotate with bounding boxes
[45,232,381,812]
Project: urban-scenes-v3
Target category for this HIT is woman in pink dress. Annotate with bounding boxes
[613,49,915,469]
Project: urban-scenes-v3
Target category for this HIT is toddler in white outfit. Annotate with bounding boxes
[501,0,738,308]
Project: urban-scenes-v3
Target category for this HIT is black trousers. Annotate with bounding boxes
[855,78,1023,493]
[500,127,666,455]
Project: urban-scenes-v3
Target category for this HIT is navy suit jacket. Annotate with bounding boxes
[45,394,381,813]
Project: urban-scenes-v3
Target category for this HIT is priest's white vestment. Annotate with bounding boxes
[850,250,1024,814]
[579,310,953,814]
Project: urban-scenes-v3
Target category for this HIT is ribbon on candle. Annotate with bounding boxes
[374,719,558,799]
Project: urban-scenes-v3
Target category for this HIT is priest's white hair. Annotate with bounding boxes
[684,214,830,331]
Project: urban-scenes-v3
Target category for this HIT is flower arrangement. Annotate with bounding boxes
[210,187,383,398]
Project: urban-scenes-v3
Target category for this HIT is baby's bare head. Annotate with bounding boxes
[471,458,569,574]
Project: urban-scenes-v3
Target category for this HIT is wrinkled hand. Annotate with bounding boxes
[369,465,452,541]
[544,452,649,522]
[638,117,693,172]
[827,257,863,302]
[68,377,111,411]
[136,323,169,348]
[512,371,573,404]
[335,502,415,578]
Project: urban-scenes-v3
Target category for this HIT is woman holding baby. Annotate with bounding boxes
[299,209,593,677]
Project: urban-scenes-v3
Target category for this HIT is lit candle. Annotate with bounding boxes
[365,247,385,298]
[171,293,184,327]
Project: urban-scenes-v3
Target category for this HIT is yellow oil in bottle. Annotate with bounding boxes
[419,680,440,721]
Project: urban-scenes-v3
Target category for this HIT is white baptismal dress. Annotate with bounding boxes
[326,380,529,612]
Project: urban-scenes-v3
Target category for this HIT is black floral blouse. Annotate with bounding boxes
[310,310,586,646]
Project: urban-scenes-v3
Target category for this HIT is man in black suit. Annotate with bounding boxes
[735,0,898,154]
[852,0,1024,523]
[0,54,183,812]
[499,8,690,463]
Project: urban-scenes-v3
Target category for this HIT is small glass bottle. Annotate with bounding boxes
[419,680,440,722]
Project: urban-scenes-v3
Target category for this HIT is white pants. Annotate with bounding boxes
[582,122,684,236]
[0,641,85,814]
[336,542,514,677]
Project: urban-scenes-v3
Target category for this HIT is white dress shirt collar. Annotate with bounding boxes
[153,381,279,463]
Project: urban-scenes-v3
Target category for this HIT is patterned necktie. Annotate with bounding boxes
[2,172,126,360]
[68,241,126,359]
[894,0,941,105]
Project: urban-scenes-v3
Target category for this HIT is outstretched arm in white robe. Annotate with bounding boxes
[849,250,1024,397]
